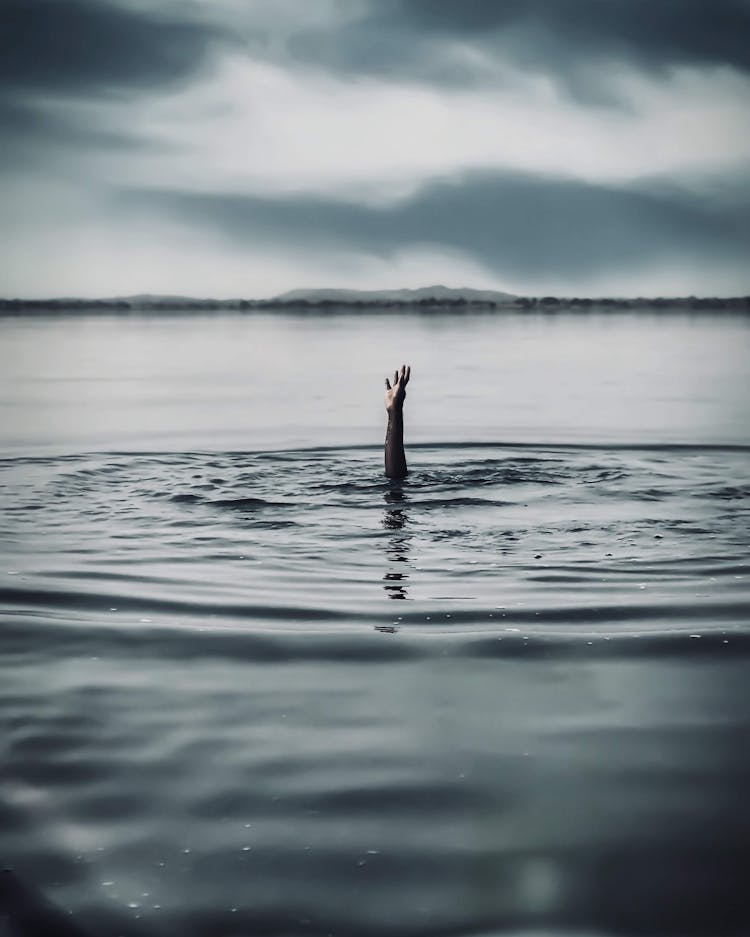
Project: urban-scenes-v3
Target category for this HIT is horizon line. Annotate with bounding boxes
[1,289,749,306]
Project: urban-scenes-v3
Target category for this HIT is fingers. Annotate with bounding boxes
[387,365,411,387]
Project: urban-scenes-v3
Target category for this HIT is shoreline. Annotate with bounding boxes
[1,295,749,313]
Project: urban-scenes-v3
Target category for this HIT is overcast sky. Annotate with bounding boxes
[1,0,749,298]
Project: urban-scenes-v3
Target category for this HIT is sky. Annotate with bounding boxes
[1,0,749,298]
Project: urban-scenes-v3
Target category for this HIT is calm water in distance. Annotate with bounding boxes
[1,308,749,452]
[0,307,749,937]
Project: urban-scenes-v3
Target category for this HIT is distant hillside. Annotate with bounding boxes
[273,285,518,305]
[0,289,748,312]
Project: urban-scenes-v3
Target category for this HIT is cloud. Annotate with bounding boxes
[0,0,227,94]
[285,0,750,96]
[121,169,750,288]
[3,1,749,190]
[0,0,227,171]
[391,0,750,70]
[2,167,748,298]
[5,54,745,204]
[8,0,744,113]
[0,0,748,297]
[0,97,163,175]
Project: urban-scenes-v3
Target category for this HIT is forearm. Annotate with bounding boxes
[385,408,407,479]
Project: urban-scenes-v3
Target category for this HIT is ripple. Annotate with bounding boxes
[1,442,749,937]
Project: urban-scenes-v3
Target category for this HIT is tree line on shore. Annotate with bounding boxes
[1,295,748,312]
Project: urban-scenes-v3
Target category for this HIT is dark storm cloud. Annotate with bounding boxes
[0,0,227,169]
[392,0,750,71]
[287,0,750,93]
[0,96,163,173]
[123,171,750,284]
[0,0,227,93]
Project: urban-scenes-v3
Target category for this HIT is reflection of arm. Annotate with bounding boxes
[384,365,410,479]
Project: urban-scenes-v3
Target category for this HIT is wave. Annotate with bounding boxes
[2,581,748,632]
[3,438,750,467]
[2,614,748,665]
[2,442,747,648]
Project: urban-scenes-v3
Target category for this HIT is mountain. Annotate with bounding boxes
[273,285,518,305]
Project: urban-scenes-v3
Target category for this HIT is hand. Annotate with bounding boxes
[385,364,410,413]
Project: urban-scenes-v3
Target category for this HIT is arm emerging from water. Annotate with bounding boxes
[384,364,410,479]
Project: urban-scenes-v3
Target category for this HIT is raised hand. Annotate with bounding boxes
[385,364,410,414]
[384,364,410,478]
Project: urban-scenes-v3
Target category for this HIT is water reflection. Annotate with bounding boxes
[382,486,411,601]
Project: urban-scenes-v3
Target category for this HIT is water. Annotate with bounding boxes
[1,309,749,936]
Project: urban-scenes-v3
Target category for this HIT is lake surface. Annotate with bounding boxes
[1,308,749,937]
